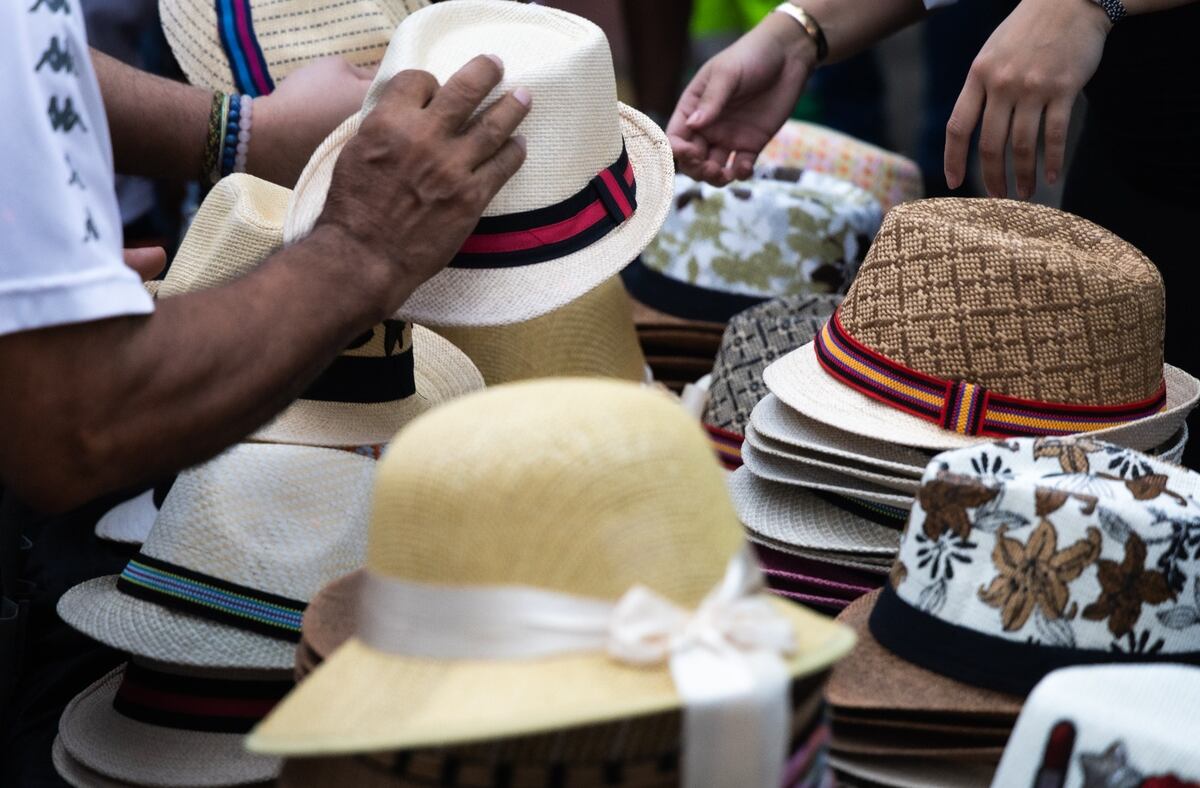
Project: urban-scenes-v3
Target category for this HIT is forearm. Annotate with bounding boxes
[92,48,211,180]
[0,226,399,512]
[793,0,927,63]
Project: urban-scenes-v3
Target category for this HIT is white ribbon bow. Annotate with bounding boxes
[359,546,796,788]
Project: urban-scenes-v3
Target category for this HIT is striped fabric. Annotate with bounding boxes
[815,312,1167,438]
[117,553,305,641]
[215,0,275,96]
[114,661,292,734]
[704,423,744,470]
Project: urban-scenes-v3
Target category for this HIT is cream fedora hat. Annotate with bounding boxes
[764,199,1200,452]
[58,443,375,670]
[160,173,483,447]
[429,276,647,386]
[284,1,674,327]
[248,379,853,787]
[159,0,427,96]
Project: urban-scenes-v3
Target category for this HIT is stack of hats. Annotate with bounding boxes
[621,168,883,391]
[825,436,1200,786]
[246,378,854,788]
[757,119,925,213]
[53,443,376,786]
[726,198,1199,618]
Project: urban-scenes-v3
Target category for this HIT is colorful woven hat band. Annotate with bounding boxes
[451,143,635,269]
[815,311,1167,438]
[116,553,306,642]
[301,321,415,404]
[216,0,275,96]
[113,661,293,734]
[704,423,744,470]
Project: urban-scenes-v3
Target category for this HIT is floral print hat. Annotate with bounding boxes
[827,436,1200,710]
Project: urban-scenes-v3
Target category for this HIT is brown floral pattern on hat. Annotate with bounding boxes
[1083,533,1175,637]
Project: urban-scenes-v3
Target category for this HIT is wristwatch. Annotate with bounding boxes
[1090,0,1127,24]
[772,2,829,63]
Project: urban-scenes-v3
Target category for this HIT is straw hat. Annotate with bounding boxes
[829,435,1200,713]
[758,120,924,212]
[741,442,915,509]
[159,0,428,96]
[745,423,920,494]
[58,443,375,670]
[249,379,854,766]
[159,174,483,447]
[285,2,674,327]
[764,199,1200,452]
[429,276,646,386]
[94,478,174,545]
[55,660,287,786]
[623,172,881,325]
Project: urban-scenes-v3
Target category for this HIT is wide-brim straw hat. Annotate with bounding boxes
[745,424,920,494]
[249,379,854,757]
[764,199,1200,453]
[741,442,915,509]
[56,664,284,786]
[429,276,646,386]
[159,0,428,96]
[285,2,674,327]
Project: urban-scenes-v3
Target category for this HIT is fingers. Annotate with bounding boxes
[1010,102,1042,199]
[1042,96,1073,186]
[461,87,532,167]
[377,68,440,110]
[685,65,738,130]
[123,246,167,282]
[428,54,505,130]
[731,151,757,181]
[944,74,984,191]
[473,136,528,195]
[977,95,1013,198]
[699,145,732,186]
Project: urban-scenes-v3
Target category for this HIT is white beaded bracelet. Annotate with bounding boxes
[234,95,253,174]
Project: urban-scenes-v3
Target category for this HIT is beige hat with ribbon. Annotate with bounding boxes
[160,173,483,448]
[159,0,428,96]
[284,1,674,327]
[247,379,853,788]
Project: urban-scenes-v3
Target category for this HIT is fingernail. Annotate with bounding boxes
[687,110,703,126]
[1047,170,1058,185]
[485,54,503,70]
[513,87,531,107]
[514,134,527,151]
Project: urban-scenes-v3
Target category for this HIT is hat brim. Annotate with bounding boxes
[285,106,673,328]
[748,534,892,575]
[57,667,281,787]
[251,326,482,447]
[58,576,296,670]
[94,490,158,545]
[745,425,919,494]
[729,467,900,556]
[829,754,997,788]
[826,591,1023,719]
[765,343,1200,452]
[247,597,853,756]
[742,443,915,509]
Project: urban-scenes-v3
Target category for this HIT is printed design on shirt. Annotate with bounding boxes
[82,209,99,243]
[64,155,84,190]
[1078,739,1200,788]
[29,0,71,13]
[48,95,86,133]
[35,36,76,74]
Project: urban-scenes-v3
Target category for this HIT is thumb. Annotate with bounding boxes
[686,66,740,130]
[123,246,167,282]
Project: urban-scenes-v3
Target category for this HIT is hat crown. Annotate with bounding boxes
[142,444,375,601]
[363,0,622,216]
[839,198,1164,405]
[366,379,744,607]
[893,437,1200,656]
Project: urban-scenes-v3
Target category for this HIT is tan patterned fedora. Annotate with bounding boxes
[159,0,428,96]
[765,199,1200,452]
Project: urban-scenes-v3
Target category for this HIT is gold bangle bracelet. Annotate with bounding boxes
[773,2,829,63]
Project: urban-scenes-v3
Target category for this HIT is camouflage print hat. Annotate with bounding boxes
[622,172,882,324]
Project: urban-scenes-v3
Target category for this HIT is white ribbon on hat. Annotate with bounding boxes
[358,545,795,788]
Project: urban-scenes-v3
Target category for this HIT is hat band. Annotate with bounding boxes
[116,553,305,642]
[621,259,768,324]
[810,489,908,529]
[357,546,795,788]
[704,423,744,470]
[215,0,274,96]
[869,584,1200,695]
[815,311,1168,437]
[113,661,292,734]
[450,144,636,269]
[301,347,416,404]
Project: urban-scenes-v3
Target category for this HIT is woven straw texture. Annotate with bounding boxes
[829,754,995,788]
[728,467,901,556]
[841,198,1164,405]
[748,534,893,575]
[158,175,289,299]
[57,663,284,786]
[285,2,674,326]
[745,424,920,494]
[160,0,427,94]
[58,444,375,669]
[430,277,646,385]
[249,379,854,755]
[703,295,840,435]
[741,443,915,509]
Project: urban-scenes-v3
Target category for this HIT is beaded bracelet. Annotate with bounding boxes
[218,94,255,178]
[201,91,226,185]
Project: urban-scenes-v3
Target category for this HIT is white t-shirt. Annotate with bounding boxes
[0,0,154,338]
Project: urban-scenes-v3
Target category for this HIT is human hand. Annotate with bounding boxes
[668,12,817,185]
[315,55,530,316]
[944,0,1110,199]
[123,246,167,282]
[249,57,376,188]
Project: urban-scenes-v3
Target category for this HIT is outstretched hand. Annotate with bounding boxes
[667,12,817,185]
[944,0,1110,198]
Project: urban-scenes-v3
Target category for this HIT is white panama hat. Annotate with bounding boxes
[284,1,674,327]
